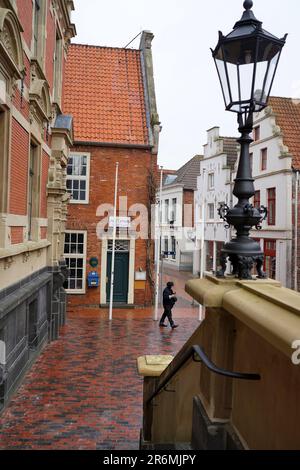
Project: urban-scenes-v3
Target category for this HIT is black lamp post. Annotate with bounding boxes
[212,0,287,280]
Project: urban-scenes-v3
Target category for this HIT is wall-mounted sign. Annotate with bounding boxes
[109,216,131,229]
[135,271,146,281]
[89,257,99,268]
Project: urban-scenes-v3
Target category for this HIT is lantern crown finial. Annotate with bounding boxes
[243,0,253,10]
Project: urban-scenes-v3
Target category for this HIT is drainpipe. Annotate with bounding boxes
[295,171,299,291]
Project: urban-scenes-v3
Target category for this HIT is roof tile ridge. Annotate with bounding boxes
[70,42,140,52]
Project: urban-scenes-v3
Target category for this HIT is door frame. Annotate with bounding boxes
[100,237,135,304]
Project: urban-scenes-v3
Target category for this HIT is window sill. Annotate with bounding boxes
[65,289,86,295]
[69,200,89,205]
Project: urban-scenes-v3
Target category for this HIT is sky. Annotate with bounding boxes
[72,0,300,170]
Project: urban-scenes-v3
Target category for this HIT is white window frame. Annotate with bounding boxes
[64,230,87,294]
[67,152,90,204]
[208,203,215,220]
[208,173,215,190]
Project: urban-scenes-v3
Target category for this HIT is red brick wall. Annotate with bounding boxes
[23,54,31,88]
[40,227,48,240]
[40,150,49,218]
[9,119,29,215]
[12,88,30,120]
[183,189,195,227]
[10,227,24,244]
[17,0,33,49]
[66,146,156,307]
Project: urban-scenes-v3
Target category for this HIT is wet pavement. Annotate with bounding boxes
[0,274,199,450]
[0,266,199,450]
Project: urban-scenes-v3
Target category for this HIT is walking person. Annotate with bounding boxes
[159,281,178,329]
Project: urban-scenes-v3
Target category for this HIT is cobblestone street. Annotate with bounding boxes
[0,280,199,449]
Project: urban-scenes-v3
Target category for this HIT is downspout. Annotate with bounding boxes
[295,170,299,291]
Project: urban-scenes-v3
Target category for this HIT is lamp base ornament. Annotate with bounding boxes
[216,252,267,280]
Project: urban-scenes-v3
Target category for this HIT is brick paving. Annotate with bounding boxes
[0,300,199,450]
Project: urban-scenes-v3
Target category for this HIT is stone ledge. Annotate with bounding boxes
[0,240,50,260]
[185,274,300,358]
[137,355,173,377]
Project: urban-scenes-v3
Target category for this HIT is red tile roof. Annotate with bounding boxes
[63,44,149,145]
[268,97,300,170]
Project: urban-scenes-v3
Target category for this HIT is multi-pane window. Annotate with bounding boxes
[0,108,8,212]
[253,126,260,141]
[208,173,215,190]
[208,203,214,220]
[171,198,177,222]
[53,30,62,103]
[164,237,168,255]
[64,231,86,293]
[164,199,169,222]
[267,188,276,225]
[254,190,261,208]
[67,154,89,203]
[33,0,40,57]
[261,148,268,171]
[171,236,176,260]
[28,142,40,240]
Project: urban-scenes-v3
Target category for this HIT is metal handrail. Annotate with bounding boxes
[147,344,260,404]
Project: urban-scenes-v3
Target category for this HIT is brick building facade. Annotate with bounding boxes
[63,32,160,308]
[0,0,75,409]
[248,97,300,290]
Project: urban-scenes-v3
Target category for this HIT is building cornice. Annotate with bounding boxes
[73,140,152,151]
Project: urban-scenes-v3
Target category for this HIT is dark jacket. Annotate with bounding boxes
[163,287,175,308]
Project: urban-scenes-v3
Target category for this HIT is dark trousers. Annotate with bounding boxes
[160,306,174,326]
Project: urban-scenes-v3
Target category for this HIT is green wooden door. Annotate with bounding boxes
[106,251,129,303]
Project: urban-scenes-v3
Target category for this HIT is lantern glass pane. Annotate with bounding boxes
[226,62,239,106]
[263,51,280,100]
[253,59,269,109]
[231,62,254,112]
[215,57,231,107]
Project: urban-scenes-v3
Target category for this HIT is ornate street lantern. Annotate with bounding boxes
[211,0,287,280]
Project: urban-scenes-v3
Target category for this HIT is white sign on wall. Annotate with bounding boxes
[109,216,131,228]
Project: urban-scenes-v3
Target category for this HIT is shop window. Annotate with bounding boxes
[206,241,214,272]
[264,239,276,280]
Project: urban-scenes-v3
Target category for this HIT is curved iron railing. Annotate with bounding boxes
[147,344,260,404]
